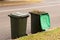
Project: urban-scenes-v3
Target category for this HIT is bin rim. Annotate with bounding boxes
[8,12,29,18]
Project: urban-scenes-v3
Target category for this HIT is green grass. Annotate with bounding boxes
[16,28,60,40]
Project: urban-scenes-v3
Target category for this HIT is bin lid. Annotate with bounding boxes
[40,13,50,30]
[8,12,29,18]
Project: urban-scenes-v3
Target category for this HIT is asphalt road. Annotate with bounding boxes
[0,1,60,40]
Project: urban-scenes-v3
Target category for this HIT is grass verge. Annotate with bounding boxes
[16,27,60,40]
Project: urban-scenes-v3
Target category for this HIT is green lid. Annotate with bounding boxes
[40,13,50,30]
[8,12,29,18]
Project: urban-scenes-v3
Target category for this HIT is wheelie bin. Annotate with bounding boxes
[29,11,50,34]
[8,12,29,39]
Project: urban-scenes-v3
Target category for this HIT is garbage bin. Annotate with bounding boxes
[8,12,29,39]
[29,11,50,34]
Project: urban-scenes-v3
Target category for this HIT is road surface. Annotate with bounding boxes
[0,0,60,40]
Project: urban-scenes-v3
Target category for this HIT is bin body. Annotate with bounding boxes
[9,13,29,39]
[30,13,43,34]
